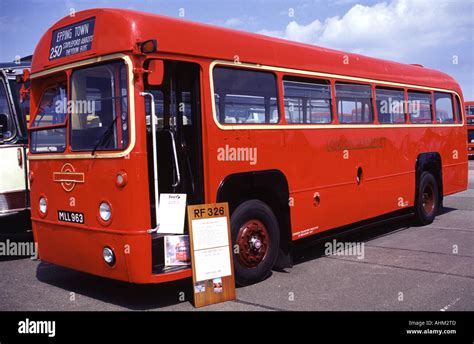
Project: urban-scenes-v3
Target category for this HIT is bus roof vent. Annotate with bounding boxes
[410,63,424,67]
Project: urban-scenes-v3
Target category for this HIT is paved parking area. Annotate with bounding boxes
[1,161,473,311]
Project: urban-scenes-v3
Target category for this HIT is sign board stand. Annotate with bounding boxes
[187,202,236,308]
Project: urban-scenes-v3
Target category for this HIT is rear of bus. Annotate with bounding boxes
[466,102,474,156]
[28,10,191,283]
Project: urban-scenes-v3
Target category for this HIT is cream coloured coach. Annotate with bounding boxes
[0,59,30,219]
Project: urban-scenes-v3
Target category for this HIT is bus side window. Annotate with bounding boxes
[335,83,373,124]
[454,96,463,123]
[408,91,432,124]
[468,106,474,116]
[283,78,332,124]
[434,92,454,124]
[375,87,405,124]
[213,67,279,124]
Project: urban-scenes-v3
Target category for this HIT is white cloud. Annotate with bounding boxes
[258,0,473,61]
[213,15,258,29]
[224,17,244,27]
[330,0,359,5]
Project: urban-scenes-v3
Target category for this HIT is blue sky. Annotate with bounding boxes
[1,0,472,98]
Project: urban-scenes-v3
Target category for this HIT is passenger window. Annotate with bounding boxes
[434,92,454,124]
[0,81,15,140]
[336,83,373,123]
[213,67,278,124]
[408,91,432,124]
[456,98,464,123]
[375,88,406,124]
[466,105,474,116]
[283,78,332,124]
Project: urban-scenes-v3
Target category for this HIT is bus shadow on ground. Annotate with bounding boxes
[0,212,31,233]
[35,263,194,310]
[0,232,34,262]
[292,207,457,265]
[0,214,34,262]
[34,207,458,310]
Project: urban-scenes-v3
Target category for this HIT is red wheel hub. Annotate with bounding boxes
[422,183,435,214]
[236,220,269,267]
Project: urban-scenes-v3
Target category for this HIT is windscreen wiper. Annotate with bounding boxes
[91,116,118,155]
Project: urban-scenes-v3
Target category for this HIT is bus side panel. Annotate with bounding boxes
[373,128,414,216]
[440,126,469,195]
[201,65,468,243]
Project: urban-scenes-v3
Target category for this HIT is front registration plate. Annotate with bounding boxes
[58,210,84,224]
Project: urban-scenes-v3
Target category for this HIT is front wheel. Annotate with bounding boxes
[414,171,440,225]
[230,200,280,286]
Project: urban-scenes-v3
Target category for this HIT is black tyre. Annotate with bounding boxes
[230,200,280,286]
[414,171,439,225]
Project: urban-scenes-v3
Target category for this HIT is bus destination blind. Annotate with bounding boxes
[49,17,95,60]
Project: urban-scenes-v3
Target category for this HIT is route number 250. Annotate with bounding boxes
[49,45,63,59]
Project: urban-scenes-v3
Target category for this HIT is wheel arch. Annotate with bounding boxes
[216,169,293,267]
[415,152,443,206]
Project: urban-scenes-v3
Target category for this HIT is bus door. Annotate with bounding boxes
[143,60,204,228]
[0,69,28,216]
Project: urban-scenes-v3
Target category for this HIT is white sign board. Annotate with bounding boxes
[157,193,187,234]
[194,246,232,282]
[191,216,232,282]
[191,217,229,250]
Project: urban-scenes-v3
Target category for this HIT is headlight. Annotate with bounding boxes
[39,197,47,214]
[99,202,112,222]
[102,247,115,266]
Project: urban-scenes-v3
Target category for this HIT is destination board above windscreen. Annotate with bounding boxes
[49,17,95,60]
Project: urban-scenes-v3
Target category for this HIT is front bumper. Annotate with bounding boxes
[32,218,191,284]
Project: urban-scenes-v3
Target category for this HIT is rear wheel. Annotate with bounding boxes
[230,200,280,286]
[414,171,439,225]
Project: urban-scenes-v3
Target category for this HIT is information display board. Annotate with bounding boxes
[49,17,95,60]
[187,203,236,308]
[157,193,187,234]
